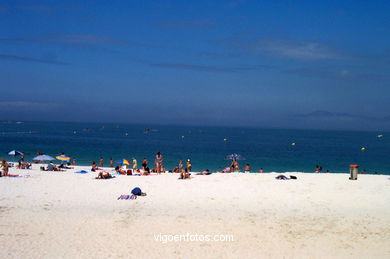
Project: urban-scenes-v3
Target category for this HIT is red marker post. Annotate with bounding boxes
[349,164,359,180]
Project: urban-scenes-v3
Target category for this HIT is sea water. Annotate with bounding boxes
[0,121,389,174]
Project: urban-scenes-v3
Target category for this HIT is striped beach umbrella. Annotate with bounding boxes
[117,159,130,165]
[56,155,71,161]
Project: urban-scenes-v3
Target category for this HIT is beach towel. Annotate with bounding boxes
[75,170,88,174]
[117,194,137,200]
[7,174,21,177]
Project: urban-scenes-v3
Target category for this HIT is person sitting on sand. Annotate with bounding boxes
[259,168,264,173]
[21,162,32,169]
[180,168,190,179]
[91,161,100,172]
[47,162,55,171]
[141,167,150,176]
[115,166,127,175]
[1,160,9,177]
[96,171,112,179]
[244,164,251,173]
[172,165,179,173]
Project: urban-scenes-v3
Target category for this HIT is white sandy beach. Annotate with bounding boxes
[0,165,389,259]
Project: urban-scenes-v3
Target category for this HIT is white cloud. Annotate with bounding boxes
[250,40,341,60]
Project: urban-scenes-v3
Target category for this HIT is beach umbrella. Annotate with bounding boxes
[56,155,71,161]
[225,153,246,161]
[8,150,23,156]
[33,155,55,161]
[117,159,130,165]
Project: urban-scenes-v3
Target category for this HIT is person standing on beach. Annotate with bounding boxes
[109,158,114,167]
[132,157,137,172]
[99,157,104,167]
[1,160,9,177]
[142,158,148,170]
[19,153,24,163]
[155,152,163,173]
[186,159,192,172]
[178,160,183,171]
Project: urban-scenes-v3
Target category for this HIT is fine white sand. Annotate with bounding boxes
[0,165,389,259]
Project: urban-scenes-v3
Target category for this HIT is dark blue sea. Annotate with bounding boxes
[1,121,389,175]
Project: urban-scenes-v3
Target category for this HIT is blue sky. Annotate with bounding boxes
[1,0,389,130]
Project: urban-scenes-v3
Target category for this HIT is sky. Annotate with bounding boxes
[0,0,389,130]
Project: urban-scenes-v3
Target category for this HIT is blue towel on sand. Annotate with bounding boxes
[75,170,88,174]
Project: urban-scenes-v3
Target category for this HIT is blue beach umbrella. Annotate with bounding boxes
[8,150,23,156]
[33,155,55,161]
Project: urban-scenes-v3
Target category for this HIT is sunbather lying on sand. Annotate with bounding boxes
[216,167,231,173]
[196,169,212,175]
[96,171,113,179]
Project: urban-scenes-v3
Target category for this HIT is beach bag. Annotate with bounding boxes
[131,187,146,196]
[131,187,142,195]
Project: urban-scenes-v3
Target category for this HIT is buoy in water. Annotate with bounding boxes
[125,132,129,136]
[361,147,366,151]
[181,135,185,139]
[291,142,296,146]
[223,138,228,142]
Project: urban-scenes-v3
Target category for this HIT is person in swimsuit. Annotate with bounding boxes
[155,152,163,173]
[186,159,192,172]
[244,164,251,173]
[99,157,104,167]
[180,168,190,179]
[1,160,9,177]
[132,158,137,172]
[142,158,148,170]
[97,171,112,179]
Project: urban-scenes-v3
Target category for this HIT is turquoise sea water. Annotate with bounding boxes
[0,121,389,174]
